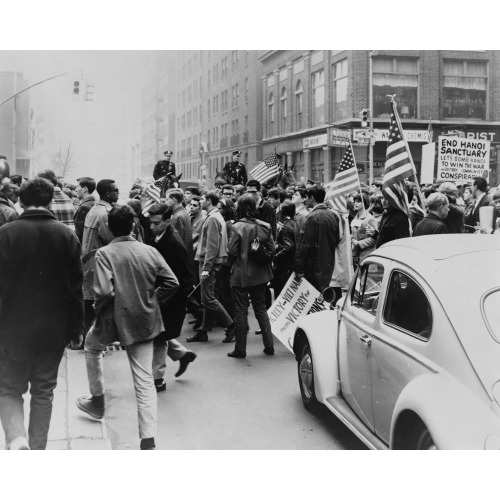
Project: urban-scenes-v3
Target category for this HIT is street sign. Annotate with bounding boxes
[353,128,375,145]
[331,128,351,146]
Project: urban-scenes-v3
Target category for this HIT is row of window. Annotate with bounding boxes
[266,57,489,138]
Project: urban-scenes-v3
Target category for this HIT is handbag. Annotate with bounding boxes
[248,221,274,264]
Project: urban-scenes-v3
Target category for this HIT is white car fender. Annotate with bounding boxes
[391,373,500,449]
[294,310,340,403]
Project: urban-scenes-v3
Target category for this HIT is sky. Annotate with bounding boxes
[0,50,151,182]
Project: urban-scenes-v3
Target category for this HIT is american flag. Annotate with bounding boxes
[141,178,162,217]
[382,100,415,215]
[250,153,280,183]
[325,142,361,213]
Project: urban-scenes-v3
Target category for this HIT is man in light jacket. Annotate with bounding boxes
[76,205,178,451]
[187,191,234,343]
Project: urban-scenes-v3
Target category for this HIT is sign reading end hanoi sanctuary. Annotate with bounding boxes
[437,136,491,181]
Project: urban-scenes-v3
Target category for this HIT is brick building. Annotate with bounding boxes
[260,50,500,186]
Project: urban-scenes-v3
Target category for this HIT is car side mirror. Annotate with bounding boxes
[322,287,336,304]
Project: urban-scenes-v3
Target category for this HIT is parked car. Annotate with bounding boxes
[293,235,500,449]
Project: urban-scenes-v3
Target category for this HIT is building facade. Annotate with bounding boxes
[0,71,31,177]
[260,50,500,186]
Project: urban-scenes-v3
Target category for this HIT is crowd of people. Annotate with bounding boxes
[0,163,498,451]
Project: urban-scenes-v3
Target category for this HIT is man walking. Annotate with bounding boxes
[0,178,84,450]
[37,169,75,230]
[148,203,197,390]
[74,177,96,243]
[81,179,119,335]
[294,185,340,293]
[187,191,234,343]
[77,205,179,451]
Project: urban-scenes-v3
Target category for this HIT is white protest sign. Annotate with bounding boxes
[437,136,490,182]
[268,275,327,353]
[420,143,436,184]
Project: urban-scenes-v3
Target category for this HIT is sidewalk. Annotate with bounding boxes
[0,349,112,450]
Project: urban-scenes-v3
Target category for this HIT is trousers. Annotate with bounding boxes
[232,284,274,354]
[0,344,64,450]
[84,328,157,440]
[152,339,189,380]
[199,263,233,330]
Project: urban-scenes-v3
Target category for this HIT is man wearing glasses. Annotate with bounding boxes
[153,150,176,180]
[80,179,120,338]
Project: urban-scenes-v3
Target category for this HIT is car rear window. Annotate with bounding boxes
[483,290,500,342]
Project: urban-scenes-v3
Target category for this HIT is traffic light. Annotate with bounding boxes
[73,80,80,98]
[361,109,369,128]
[84,83,95,101]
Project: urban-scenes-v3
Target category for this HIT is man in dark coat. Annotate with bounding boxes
[74,177,96,242]
[294,185,340,293]
[465,176,493,231]
[414,193,451,236]
[0,178,84,450]
[375,194,411,248]
[438,182,464,233]
[223,150,248,186]
[153,150,176,180]
[148,204,197,390]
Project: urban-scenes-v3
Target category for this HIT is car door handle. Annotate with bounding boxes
[359,335,372,347]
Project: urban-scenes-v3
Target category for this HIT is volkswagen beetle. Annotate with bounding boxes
[293,235,500,449]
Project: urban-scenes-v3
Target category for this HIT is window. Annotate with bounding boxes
[232,84,239,109]
[383,271,432,339]
[245,78,249,103]
[373,57,418,118]
[245,51,249,65]
[231,119,239,135]
[232,50,239,72]
[443,60,487,120]
[351,263,384,315]
[268,92,275,136]
[207,100,211,121]
[221,56,228,78]
[312,70,325,126]
[334,59,348,120]
[280,86,287,133]
[295,80,303,130]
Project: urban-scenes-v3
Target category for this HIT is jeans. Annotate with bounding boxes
[199,264,233,330]
[84,328,157,440]
[0,344,64,450]
[232,284,274,354]
[152,339,189,380]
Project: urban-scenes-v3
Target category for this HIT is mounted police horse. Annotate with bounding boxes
[264,163,297,190]
[157,173,183,198]
[213,169,231,189]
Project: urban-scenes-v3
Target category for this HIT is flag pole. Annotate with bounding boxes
[389,95,425,205]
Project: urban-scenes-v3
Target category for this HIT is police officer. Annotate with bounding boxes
[223,150,247,186]
[153,150,176,180]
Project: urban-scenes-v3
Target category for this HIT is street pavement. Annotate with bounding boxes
[103,310,367,451]
[0,308,365,451]
[0,350,111,450]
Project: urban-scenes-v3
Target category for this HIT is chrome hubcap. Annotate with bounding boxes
[299,352,314,399]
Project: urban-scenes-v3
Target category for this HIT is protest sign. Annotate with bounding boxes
[437,136,490,182]
[268,275,327,353]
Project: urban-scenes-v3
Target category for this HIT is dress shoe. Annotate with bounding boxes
[186,332,208,342]
[222,333,235,343]
[154,379,166,392]
[192,319,203,330]
[175,351,197,377]
[76,396,105,420]
[263,347,275,355]
[8,436,30,450]
[227,350,246,358]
